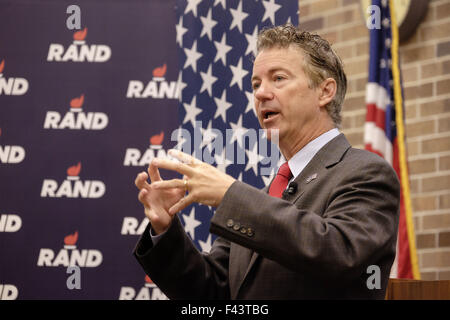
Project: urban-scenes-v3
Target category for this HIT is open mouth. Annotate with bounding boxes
[262,110,279,120]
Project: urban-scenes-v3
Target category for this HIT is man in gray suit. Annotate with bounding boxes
[133,24,400,299]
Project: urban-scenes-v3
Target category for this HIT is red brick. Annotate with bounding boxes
[300,17,324,31]
[423,214,450,230]
[438,117,450,133]
[437,78,450,95]
[422,137,450,154]
[401,46,434,64]
[420,21,450,42]
[437,41,450,57]
[422,175,450,193]
[412,195,437,211]
[417,233,436,249]
[405,119,435,138]
[421,251,450,268]
[420,98,450,117]
[439,232,450,247]
[409,158,436,175]
[440,194,450,209]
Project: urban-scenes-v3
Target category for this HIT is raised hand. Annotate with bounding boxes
[134,161,185,234]
[150,149,236,214]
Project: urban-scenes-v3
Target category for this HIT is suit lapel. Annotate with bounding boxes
[235,134,351,296]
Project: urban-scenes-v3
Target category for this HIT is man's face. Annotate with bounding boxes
[251,46,324,146]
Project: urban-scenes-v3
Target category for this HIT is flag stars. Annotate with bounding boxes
[230,0,249,33]
[244,91,256,116]
[183,95,202,127]
[385,38,392,48]
[184,0,202,17]
[262,0,282,25]
[176,16,188,47]
[261,171,275,187]
[200,64,218,97]
[182,207,202,240]
[198,234,213,253]
[229,114,246,148]
[245,142,264,176]
[200,120,219,150]
[200,8,218,41]
[230,57,249,91]
[214,33,233,66]
[245,26,258,57]
[213,89,233,122]
[176,71,187,101]
[214,150,233,173]
[183,40,203,72]
[214,0,226,9]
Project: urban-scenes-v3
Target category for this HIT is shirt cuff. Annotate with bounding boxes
[149,226,165,245]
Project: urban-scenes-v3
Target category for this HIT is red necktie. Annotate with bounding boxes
[269,162,293,198]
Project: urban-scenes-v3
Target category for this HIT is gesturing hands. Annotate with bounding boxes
[135,149,236,235]
[134,160,185,235]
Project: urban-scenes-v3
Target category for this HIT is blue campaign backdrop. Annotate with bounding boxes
[0,0,297,299]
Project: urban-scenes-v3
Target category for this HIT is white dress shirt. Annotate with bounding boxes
[287,128,340,182]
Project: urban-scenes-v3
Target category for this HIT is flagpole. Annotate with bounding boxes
[389,0,420,280]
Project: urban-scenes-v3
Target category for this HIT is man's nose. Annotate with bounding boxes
[254,83,274,101]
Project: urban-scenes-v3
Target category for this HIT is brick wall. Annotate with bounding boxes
[298,0,450,280]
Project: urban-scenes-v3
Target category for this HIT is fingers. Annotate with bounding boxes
[138,188,150,205]
[148,162,162,183]
[152,158,194,176]
[135,172,150,190]
[152,179,186,190]
[168,149,201,165]
[168,195,194,215]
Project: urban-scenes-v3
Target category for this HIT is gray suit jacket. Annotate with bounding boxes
[134,134,400,299]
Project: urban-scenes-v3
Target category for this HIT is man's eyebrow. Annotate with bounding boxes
[251,75,260,82]
[251,67,291,82]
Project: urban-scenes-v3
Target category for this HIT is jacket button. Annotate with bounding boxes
[247,228,254,237]
[233,223,241,231]
[226,219,234,228]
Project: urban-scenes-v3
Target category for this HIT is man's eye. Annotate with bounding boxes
[252,83,260,90]
[274,76,284,81]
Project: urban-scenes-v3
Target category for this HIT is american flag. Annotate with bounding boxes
[364,0,420,279]
[174,0,298,252]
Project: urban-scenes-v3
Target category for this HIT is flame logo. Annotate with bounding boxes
[67,162,82,176]
[64,231,78,246]
[150,132,164,145]
[145,275,153,284]
[70,94,84,108]
[0,59,4,73]
[73,27,88,41]
[152,64,167,78]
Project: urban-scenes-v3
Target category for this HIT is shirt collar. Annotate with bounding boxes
[287,128,340,179]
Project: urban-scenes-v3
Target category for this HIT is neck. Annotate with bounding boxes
[280,121,335,160]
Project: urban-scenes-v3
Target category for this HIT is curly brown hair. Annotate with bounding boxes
[256,24,347,128]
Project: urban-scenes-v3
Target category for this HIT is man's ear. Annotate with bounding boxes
[318,78,337,108]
